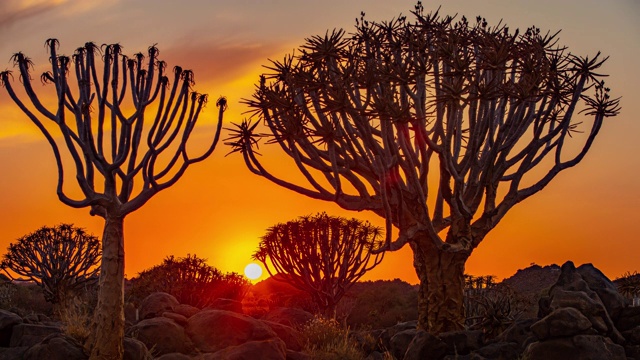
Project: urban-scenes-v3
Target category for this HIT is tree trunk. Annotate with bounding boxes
[413,241,469,334]
[88,215,125,360]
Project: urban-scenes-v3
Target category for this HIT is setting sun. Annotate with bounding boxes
[244,263,263,280]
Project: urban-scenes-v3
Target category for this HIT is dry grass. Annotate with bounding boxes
[301,316,365,360]
[60,297,92,343]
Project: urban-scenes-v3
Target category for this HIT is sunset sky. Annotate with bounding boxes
[0,0,638,284]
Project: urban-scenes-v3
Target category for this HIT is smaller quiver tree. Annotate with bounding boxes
[254,213,384,317]
[126,254,250,308]
[1,223,100,313]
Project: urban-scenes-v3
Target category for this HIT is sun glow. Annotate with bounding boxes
[244,263,263,280]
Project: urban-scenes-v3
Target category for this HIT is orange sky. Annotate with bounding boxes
[0,0,639,284]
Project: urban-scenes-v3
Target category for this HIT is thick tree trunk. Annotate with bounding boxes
[413,241,469,334]
[88,215,125,360]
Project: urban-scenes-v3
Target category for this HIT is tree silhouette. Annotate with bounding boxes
[0,40,225,358]
[227,4,620,333]
[0,223,100,312]
[127,254,250,308]
[254,213,384,317]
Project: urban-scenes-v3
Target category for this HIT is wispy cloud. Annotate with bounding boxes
[0,0,67,27]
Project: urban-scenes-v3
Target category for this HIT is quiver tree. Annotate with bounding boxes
[254,213,384,317]
[227,4,620,333]
[0,223,100,311]
[0,40,225,359]
[127,254,250,308]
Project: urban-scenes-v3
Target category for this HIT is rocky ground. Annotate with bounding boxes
[0,261,639,359]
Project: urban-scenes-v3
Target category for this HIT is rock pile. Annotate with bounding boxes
[357,261,640,359]
[0,292,312,360]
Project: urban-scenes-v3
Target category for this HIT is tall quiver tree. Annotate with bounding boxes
[254,213,384,318]
[0,40,225,359]
[227,4,620,334]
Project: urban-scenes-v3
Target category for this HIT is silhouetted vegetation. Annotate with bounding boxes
[1,39,226,357]
[0,224,100,311]
[126,254,250,308]
[228,1,620,333]
[614,271,640,303]
[254,213,384,317]
[464,275,528,338]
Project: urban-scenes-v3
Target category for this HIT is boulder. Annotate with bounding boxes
[523,335,626,360]
[474,342,519,359]
[261,320,303,351]
[494,318,536,351]
[173,304,200,319]
[262,307,313,328]
[128,317,194,356]
[0,310,22,347]
[378,320,418,350]
[622,325,640,345]
[530,307,593,340]
[9,323,62,347]
[547,262,623,343]
[615,305,640,332]
[0,347,28,360]
[138,292,179,320]
[186,309,278,353]
[576,264,626,320]
[206,298,243,314]
[438,330,483,355]
[200,339,287,360]
[625,345,640,360]
[124,337,152,360]
[154,353,194,360]
[22,334,86,360]
[389,328,418,360]
[162,312,189,326]
[403,329,447,360]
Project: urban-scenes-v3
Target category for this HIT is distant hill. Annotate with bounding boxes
[500,263,561,296]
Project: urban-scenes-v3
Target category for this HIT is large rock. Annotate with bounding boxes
[154,353,194,360]
[474,342,520,359]
[138,292,179,320]
[494,318,536,351]
[173,304,200,319]
[530,307,593,340]
[378,320,418,351]
[0,310,22,347]
[0,346,28,360]
[261,307,313,328]
[9,323,62,347]
[389,328,418,360]
[128,317,194,356]
[403,329,447,360]
[523,334,626,360]
[186,309,278,353]
[576,264,626,320]
[615,305,640,332]
[200,339,287,360]
[124,337,152,360]
[261,320,303,351]
[205,298,243,314]
[438,330,483,355]
[546,261,623,343]
[22,334,86,360]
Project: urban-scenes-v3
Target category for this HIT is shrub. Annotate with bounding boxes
[126,254,250,308]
